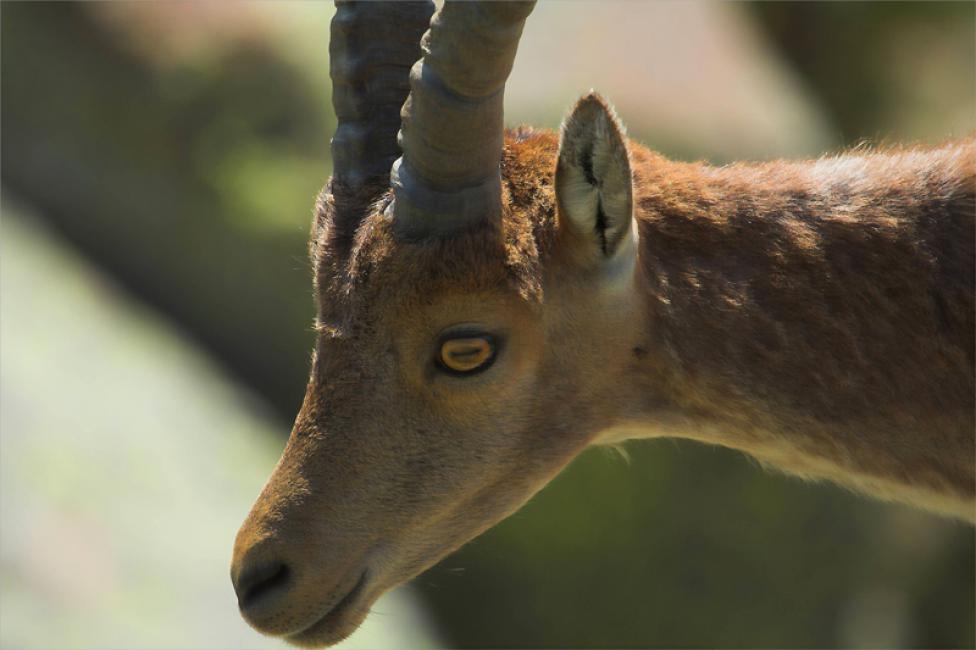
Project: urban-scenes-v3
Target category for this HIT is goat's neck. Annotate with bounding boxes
[612,141,976,520]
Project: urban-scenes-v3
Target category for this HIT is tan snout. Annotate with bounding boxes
[231,476,375,647]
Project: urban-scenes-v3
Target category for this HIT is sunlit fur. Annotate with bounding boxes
[233,93,975,647]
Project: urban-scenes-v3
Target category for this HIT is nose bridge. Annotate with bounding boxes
[233,447,306,569]
[234,388,381,557]
[231,416,359,628]
[232,334,408,575]
[231,428,372,635]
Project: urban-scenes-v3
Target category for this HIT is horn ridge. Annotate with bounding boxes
[392,0,536,239]
[329,1,434,201]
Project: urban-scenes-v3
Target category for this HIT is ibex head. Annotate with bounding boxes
[232,1,646,646]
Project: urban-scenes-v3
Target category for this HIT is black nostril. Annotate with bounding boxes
[235,561,292,611]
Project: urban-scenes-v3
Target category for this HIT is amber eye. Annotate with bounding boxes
[438,336,496,375]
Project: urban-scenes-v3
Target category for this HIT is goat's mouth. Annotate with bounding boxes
[286,570,370,647]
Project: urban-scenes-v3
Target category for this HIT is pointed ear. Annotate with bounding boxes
[555,92,634,261]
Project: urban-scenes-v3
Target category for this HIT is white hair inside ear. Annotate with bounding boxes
[555,91,636,263]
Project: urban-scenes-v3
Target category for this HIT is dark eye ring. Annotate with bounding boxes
[437,335,497,376]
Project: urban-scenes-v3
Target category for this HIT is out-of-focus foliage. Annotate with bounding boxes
[2,2,973,648]
[425,443,973,647]
[2,3,328,417]
[753,2,975,145]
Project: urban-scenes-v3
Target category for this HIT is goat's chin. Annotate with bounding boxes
[277,570,377,648]
[281,527,501,647]
[284,600,372,648]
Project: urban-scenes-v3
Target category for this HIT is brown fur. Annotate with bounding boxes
[233,107,975,647]
[628,136,975,512]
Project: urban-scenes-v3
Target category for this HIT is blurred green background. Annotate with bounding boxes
[1,2,973,648]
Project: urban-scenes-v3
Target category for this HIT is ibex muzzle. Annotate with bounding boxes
[232,1,975,646]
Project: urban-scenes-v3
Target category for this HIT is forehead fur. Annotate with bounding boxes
[311,130,560,325]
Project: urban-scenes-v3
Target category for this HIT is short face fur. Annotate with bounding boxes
[232,100,648,647]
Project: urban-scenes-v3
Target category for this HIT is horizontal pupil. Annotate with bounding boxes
[451,348,484,359]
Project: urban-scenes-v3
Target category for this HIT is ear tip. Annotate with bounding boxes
[576,90,610,112]
[561,91,627,147]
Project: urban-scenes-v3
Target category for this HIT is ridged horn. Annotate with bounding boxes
[391,1,536,239]
[329,1,434,218]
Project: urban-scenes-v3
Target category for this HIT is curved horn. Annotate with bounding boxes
[329,1,434,216]
[391,1,536,238]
